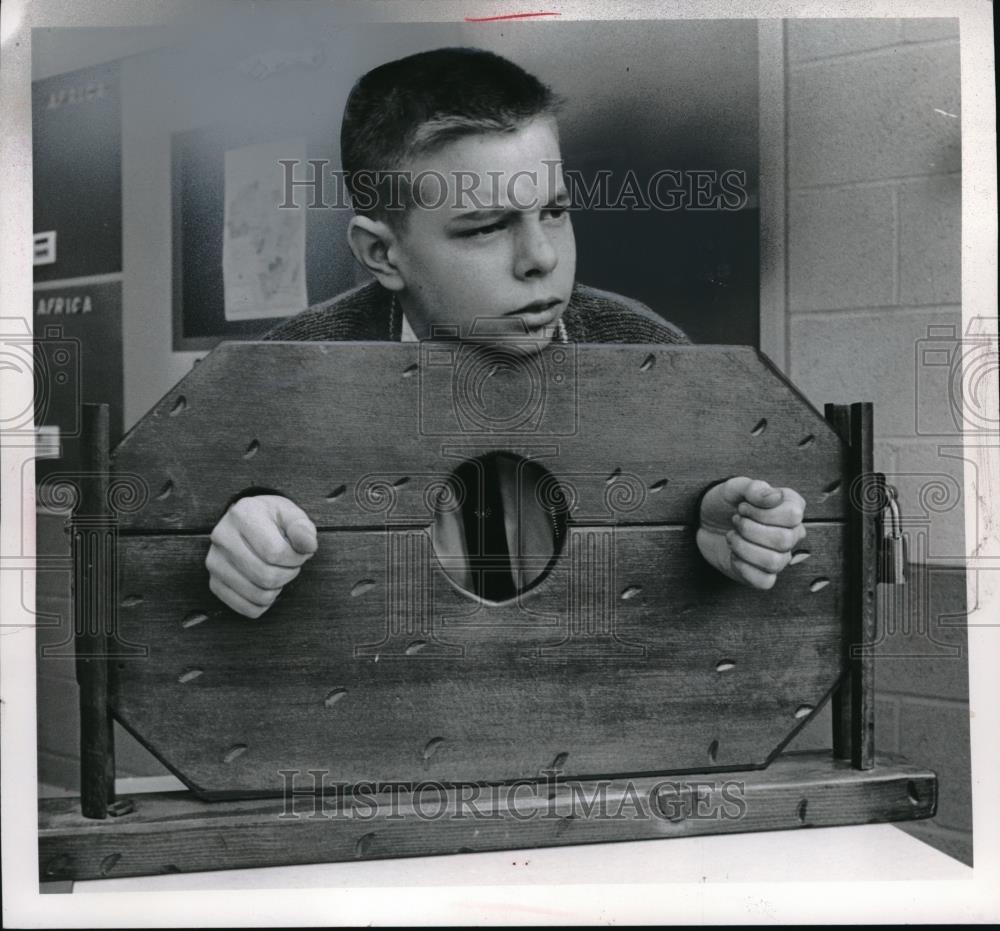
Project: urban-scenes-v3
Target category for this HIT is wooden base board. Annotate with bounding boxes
[39,751,935,883]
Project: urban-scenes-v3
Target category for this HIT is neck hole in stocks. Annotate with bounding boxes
[430,452,569,603]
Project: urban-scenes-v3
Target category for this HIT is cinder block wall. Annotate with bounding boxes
[782,18,970,865]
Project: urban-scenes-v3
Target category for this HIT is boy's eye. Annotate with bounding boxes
[542,206,569,221]
[463,220,507,237]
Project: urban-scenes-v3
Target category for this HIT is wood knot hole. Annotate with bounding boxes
[809,577,830,593]
[223,743,248,764]
[708,739,719,764]
[243,439,260,459]
[181,611,208,628]
[820,479,842,500]
[323,688,348,708]
[639,353,656,372]
[45,854,71,877]
[351,579,376,597]
[715,659,736,672]
[326,484,346,501]
[555,815,575,837]
[169,395,186,416]
[620,585,642,601]
[177,668,203,684]
[423,737,445,762]
[355,833,377,858]
[794,704,814,719]
[751,418,768,436]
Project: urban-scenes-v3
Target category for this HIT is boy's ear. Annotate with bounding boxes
[347,215,405,291]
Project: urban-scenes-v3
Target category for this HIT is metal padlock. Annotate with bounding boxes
[879,484,907,585]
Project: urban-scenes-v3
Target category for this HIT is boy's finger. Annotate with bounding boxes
[271,500,318,556]
[736,499,805,528]
[226,498,314,566]
[284,516,319,556]
[719,476,755,507]
[230,506,314,569]
[721,477,782,509]
[727,531,791,574]
[234,536,304,589]
[209,575,270,619]
[216,522,305,588]
[731,515,806,553]
[729,554,777,590]
[207,546,293,607]
[744,481,783,509]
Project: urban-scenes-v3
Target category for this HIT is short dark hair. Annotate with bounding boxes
[341,47,561,221]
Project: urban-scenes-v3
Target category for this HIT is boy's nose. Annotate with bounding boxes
[513,222,558,279]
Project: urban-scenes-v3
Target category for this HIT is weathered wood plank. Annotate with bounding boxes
[111,523,845,796]
[111,344,848,531]
[38,751,936,882]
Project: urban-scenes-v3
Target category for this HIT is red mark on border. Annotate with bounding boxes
[464,11,561,22]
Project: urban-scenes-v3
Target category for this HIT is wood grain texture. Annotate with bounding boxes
[112,523,846,797]
[38,750,936,882]
[111,343,849,531]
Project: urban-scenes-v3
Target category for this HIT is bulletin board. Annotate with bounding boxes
[170,124,355,351]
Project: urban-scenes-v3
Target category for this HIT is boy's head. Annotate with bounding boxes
[341,47,576,346]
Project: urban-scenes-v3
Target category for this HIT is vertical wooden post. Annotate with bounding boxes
[73,403,116,818]
[849,402,877,770]
[824,403,853,761]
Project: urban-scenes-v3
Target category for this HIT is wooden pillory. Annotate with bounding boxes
[39,342,936,881]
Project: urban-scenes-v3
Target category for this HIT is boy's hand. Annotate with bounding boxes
[205,495,318,618]
[696,477,806,590]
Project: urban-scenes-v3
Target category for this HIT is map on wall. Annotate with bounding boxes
[222,138,308,321]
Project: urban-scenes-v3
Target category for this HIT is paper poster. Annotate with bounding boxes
[222,138,307,321]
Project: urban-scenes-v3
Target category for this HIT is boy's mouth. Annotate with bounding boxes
[505,298,563,330]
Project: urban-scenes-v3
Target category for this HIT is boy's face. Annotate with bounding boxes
[389,117,576,347]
